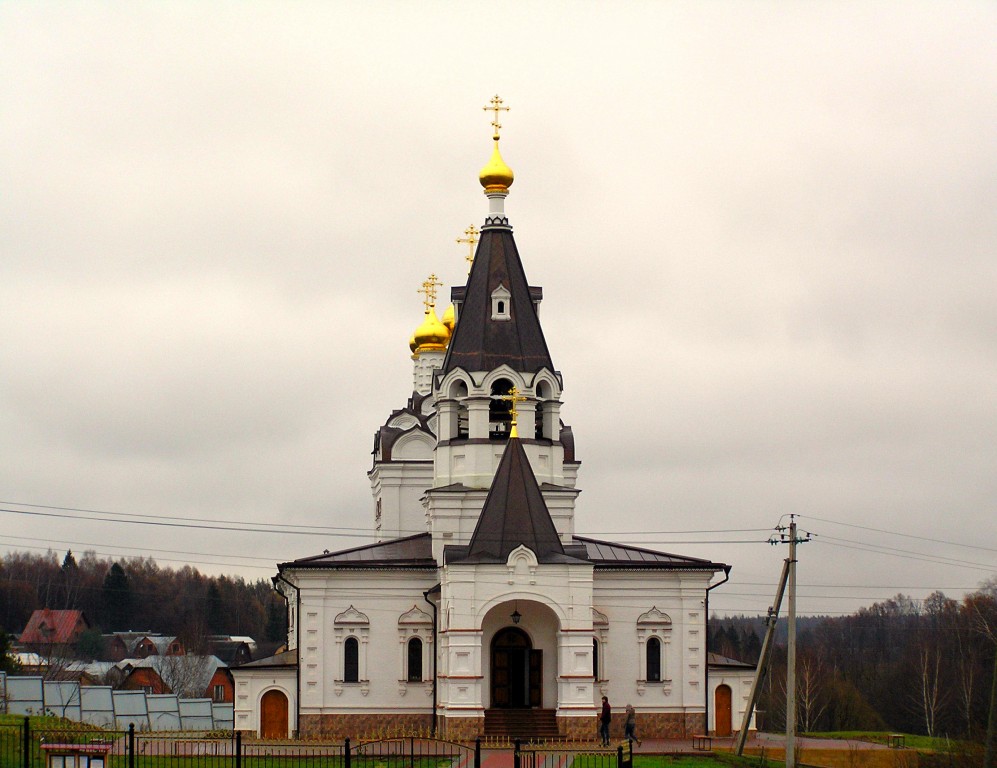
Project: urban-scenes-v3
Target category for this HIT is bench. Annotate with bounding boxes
[692,735,712,751]
[888,734,905,749]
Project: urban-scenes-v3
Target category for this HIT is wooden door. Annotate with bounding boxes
[492,627,532,708]
[529,649,543,707]
[715,684,732,737]
[261,689,288,739]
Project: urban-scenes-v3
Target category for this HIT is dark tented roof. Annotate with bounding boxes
[573,535,728,571]
[457,438,573,564]
[279,533,435,569]
[708,652,756,669]
[238,649,298,669]
[442,227,554,374]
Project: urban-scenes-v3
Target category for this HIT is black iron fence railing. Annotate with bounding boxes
[514,738,632,768]
[0,719,637,768]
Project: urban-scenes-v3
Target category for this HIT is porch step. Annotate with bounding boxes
[484,708,560,740]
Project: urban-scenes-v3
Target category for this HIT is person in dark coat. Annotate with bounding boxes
[624,703,641,747]
[599,696,612,746]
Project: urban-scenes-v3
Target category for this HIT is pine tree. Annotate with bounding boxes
[102,562,132,630]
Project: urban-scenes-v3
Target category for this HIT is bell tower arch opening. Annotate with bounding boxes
[489,379,514,439]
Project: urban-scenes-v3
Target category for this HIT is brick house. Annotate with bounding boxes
[120,655,233,701]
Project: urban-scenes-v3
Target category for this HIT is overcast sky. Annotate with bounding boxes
[2,2,995,618]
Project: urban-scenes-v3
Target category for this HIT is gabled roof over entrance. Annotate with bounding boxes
[442,227,554,375]
[448,438,586,565]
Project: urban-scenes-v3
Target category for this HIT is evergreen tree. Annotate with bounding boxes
[265,598,286,643]
[102,562,132,630]
[206,582,225,633]
[60,550,80,609]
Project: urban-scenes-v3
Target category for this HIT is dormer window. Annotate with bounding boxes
[491,285,511,321]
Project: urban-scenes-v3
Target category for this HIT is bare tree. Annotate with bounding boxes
[797,654,830,732]
[916,645,946,738]
[155,654,214,699]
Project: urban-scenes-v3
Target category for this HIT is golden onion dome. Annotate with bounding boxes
[441,302,456,333]
[412,307,450,354]
[409,330,418,353]
[479,140,514,193]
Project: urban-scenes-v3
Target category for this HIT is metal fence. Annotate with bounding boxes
[515,739,631,768]
[0,720,634,768]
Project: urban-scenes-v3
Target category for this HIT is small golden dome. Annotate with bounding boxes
[441,303,456,333]
[409,330,418,353]
[479,140,514,192]
[412,307,450,354]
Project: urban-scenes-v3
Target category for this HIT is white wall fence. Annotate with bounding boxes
[0,672,234,731]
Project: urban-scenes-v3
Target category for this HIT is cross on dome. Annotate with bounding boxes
[419,273,443,311]
[499,385,529,439]
[456,225,480,274]
[483,94,509,140]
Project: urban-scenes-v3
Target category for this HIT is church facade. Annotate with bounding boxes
[233,103,731,741]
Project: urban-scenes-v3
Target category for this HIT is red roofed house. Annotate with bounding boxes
[19,609,90,649]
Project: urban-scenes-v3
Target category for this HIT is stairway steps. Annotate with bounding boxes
[484,709,560,740]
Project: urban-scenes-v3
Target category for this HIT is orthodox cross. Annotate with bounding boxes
[483,94,509,140]
[418,273,443,311]
[456,225,480,274]
[500,385,529,438]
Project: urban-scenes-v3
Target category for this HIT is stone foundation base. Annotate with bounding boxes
[437,714,485,741]
[562,712,704,741]
[557,715,598,741]
[299,713,433,740]
[632,712,704,739]
[298,710,703,742]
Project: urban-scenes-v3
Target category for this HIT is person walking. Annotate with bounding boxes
[624,703,641,747]
[599,696,612,746]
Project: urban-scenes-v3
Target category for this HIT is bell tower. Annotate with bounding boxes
[427,97,580,561]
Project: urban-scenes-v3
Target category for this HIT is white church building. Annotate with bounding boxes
[233,103,739,741]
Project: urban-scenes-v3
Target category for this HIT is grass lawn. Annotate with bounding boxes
[804,730,977,752]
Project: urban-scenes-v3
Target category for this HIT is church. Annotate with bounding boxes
[232,99,740,741]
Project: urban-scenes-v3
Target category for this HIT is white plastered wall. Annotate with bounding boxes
[591,570,713,716]
[708,667,756,734]
[294,569,439,717]
[233,666,297,736]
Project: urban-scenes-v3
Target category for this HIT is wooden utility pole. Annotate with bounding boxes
[734,558,789,756]
[734,516,810,765]
[786,516,799,768]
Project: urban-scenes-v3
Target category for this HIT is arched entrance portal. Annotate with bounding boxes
[715,684,733,737]
[260,689,289,738]
[491,627,542,708]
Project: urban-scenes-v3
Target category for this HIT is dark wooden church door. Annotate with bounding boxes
[491,627,541,708]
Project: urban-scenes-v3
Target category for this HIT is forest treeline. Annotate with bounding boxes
[0,550,286,650]
[710,583,997,740]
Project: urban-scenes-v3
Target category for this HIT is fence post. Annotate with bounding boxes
[616,744,623,768]
[22,716,29,768]
[474,737,481,768]
[513,739,521,768]
[235,730,242,768]
[409,735,415,768]
[128,723,135,768]
[344,737,351,768]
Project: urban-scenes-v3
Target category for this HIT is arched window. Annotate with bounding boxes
[407,637,423,682]
[646,636,661,682]
[592,638,600,681]
[344,637,359,683]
